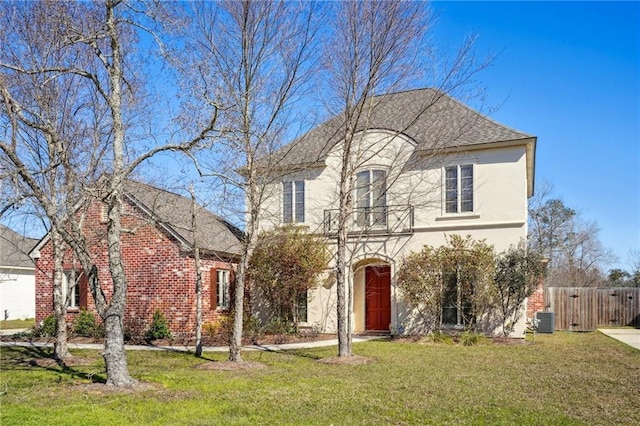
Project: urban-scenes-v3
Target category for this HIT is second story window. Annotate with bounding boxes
[356,169,387,227]
[445,165,473,214]
[283,180,305,223]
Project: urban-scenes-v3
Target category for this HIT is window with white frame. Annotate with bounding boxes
[62,270,81,309]
[445,164,474,214]
[283,180,305,223]
[217,269,230,309]
[355,169,387,227]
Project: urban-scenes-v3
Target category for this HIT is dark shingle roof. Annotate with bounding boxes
[124,181,242,258]
[272,87,533,167]
[0,224,37,268]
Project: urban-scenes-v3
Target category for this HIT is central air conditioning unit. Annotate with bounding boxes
[535,312,555,333]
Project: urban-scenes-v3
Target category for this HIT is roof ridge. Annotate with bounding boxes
[125,179,243,236]
[436,91,532,138]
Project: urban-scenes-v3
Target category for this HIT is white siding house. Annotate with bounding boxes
[0,225,37,320]
[255,88,536,337]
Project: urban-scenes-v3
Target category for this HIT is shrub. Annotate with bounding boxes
[459,330,489,346]
[206,315,263,345]
[72,309,96,337]
[494,244,546,336]
[418,330,454,345]
[36,314,57,337]
[263,317,296,335]
[249,226,329,328]
[91,322,105,339]
[145,310,172,341]
[243,314,263,344]
[397,235,496,331]
[203,321,220,338]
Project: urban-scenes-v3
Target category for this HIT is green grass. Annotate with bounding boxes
[1,332,638,425]
[0,318,34,330]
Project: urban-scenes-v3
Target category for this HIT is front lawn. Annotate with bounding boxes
[0,318,34,330]
[1,332,638,425]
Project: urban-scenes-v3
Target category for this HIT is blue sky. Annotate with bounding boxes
[3,1,637,272]
[430,1,640,270]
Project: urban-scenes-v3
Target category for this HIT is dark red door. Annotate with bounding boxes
[365,265,391,331]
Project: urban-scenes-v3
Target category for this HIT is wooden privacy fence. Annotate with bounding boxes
[545,287,640,331]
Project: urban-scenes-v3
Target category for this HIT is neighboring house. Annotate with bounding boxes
[256,88,536,336]
[0,224,38,320]
[31,180,242,337]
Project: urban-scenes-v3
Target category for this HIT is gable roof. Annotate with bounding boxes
[0,224,38,268]
[271,87,535,168]
[123,181,243,258]
[30,181,243,261]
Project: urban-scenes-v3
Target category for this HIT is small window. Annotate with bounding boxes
[283,180,305,223]
[63,270,81,309]
[444,165,473,214]
[217,269,230,309]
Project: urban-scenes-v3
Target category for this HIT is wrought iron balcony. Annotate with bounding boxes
[323,205,414,237]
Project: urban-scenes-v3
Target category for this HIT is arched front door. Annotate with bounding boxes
[365,265,391,331]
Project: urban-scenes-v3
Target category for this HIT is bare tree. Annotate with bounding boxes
[0,1,108,361]
[528,187,615,287]
[178,0,318,363]
[322,0,489,356]
[1,1,218,386]
[627,249,640,287]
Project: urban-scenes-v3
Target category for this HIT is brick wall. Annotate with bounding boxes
[526,277,546,320]
[35,198,236,337]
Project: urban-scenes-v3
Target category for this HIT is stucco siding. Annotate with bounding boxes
[257,130,532,337]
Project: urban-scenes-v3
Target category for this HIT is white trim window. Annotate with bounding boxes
[217,269,230,309]
[283,180,305,224]
[356,169,387,227]
[62,270,80,309]
[444,164,474,214]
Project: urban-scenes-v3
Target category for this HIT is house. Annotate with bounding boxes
[256,88,536,336]
[0,224,38,320]
[31,180,242,337]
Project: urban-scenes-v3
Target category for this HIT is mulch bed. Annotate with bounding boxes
[29,356,95,368]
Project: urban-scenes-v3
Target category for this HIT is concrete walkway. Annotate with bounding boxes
[0,332,385,353]
[598,328,640,350]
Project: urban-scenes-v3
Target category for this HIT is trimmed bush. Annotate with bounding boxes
[72,309,96,337]
[145,310,172,341]
[37,314,56,337]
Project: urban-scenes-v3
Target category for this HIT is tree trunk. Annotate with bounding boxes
[229,258,245,363]
[336,152,353,357]
[102,313,134,386]
[194,247,203,358]
[96,0,135,387]
[190,186,203,358]
[52,230,72,361]
[98,191,135,387]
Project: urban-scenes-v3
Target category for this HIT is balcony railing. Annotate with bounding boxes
[323,205,414,237]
